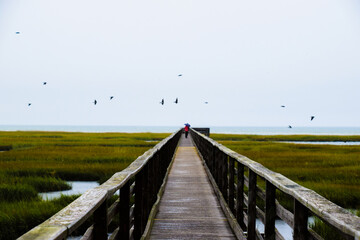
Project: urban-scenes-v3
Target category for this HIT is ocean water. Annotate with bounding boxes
[1,125,360,135]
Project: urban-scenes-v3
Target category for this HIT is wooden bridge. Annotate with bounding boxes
[19,129,360,240]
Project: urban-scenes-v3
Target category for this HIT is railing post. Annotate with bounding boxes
[228,157,235,212]
[119,181,130,240]
[236,163,246,230]
[150,153,157,205]
[265,181,276,240]
[217,150,224,191]
[214,148,220,187]
[154,152,160,193]
[134,169,144,239]
[293,199,308,240]
[248,169,257,240]
[211,144,215,176]
[221,153,229,201]
[93,200,108,240]
[142,163,150,232]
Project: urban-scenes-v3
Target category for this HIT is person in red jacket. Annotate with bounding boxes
[184,123,190,138]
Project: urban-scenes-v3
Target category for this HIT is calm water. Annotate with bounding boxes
[2,125,360,135]
[39,181,99,200]
[280,141,360,145]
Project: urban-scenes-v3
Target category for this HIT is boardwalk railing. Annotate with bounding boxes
[190,129,360,240]
[19,129,182,240]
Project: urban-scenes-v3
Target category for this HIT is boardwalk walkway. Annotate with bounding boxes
[149,135,236,239]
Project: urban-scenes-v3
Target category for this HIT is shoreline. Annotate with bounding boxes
[2,125,360,135]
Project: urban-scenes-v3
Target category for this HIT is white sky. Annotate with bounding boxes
[1,0,360,127]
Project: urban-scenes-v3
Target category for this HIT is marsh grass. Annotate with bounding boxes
[0,131,170,240]
[0,195,79,240]
[211,134,360,142]
[309,217,347,240]
[217,134,360,239]
[0,131,169,181]
[213,134,360,209]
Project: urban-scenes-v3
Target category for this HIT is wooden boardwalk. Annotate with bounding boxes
[150,135,237,239]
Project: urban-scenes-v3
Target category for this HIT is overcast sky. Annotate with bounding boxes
[1,0,360,127]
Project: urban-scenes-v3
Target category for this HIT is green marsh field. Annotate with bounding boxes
[0,131,170,240]
[1,131,360,239]
[211,134,360,239]
[212,134,360,209]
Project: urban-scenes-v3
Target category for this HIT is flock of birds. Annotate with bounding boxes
[280,105,315,128]
[18,42,313,129]
[26,74,210,108]
[25,79,314,129]
[159,97,208,105]
[26,81,313,129]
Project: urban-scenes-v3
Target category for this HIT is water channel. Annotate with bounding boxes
[39,181,99,200]
[279,141,360,145]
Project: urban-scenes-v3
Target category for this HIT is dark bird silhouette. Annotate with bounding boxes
[174,98,178,104]
[288,125,292,128]
[311,116,315,121]
[178,74,182,77]
[43,82,47,85]
[205,102,208,104]
[110,96,114,100]
[15,32,20,34]
[281,105,285,108]
[28,103,32,106]
[93,100,97,105]
[160,99,164,105]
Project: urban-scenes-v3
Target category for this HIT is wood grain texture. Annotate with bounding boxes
[149,135,237,239]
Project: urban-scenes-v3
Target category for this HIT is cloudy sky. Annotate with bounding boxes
[1,0,360,127]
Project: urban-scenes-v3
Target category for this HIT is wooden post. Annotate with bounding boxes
[142,163,150,231]
[134,169,144,239]
[148,159,155,212]
[218,150,224,192]
[211,145,215,175]
[293,199,308,240]
[153,152,159,200]
[236,163,246,230]
[93,200,108,240]
[248,169,257,240]
[228,157,235,212]
[151,153,158,205]
[222,153,229,201]
[265,181,276,240]
[119,182,130,240]
[214,148,220,187]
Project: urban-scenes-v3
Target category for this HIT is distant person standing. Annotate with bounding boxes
[184,123,190,138]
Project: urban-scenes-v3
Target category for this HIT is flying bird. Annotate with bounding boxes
[205,102,208,104]
[110,96,114,100]
[93,100,97,105]
[15,32,20,34]
[288,125,292,128]
[28,103,32,106]
[178,74,182,77]
[43,82,47,85]
[311,116,315,121]
[160,99,164,105]
[281,105,285,108]
[174,98,178,104]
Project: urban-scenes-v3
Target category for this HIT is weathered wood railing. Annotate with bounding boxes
[190,129,360,240]
[19,129,182,240]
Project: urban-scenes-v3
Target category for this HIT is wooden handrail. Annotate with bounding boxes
[190,128,360,240]
[18,129,182,240]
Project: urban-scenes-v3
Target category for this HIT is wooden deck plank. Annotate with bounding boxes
[149,135,237,239]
